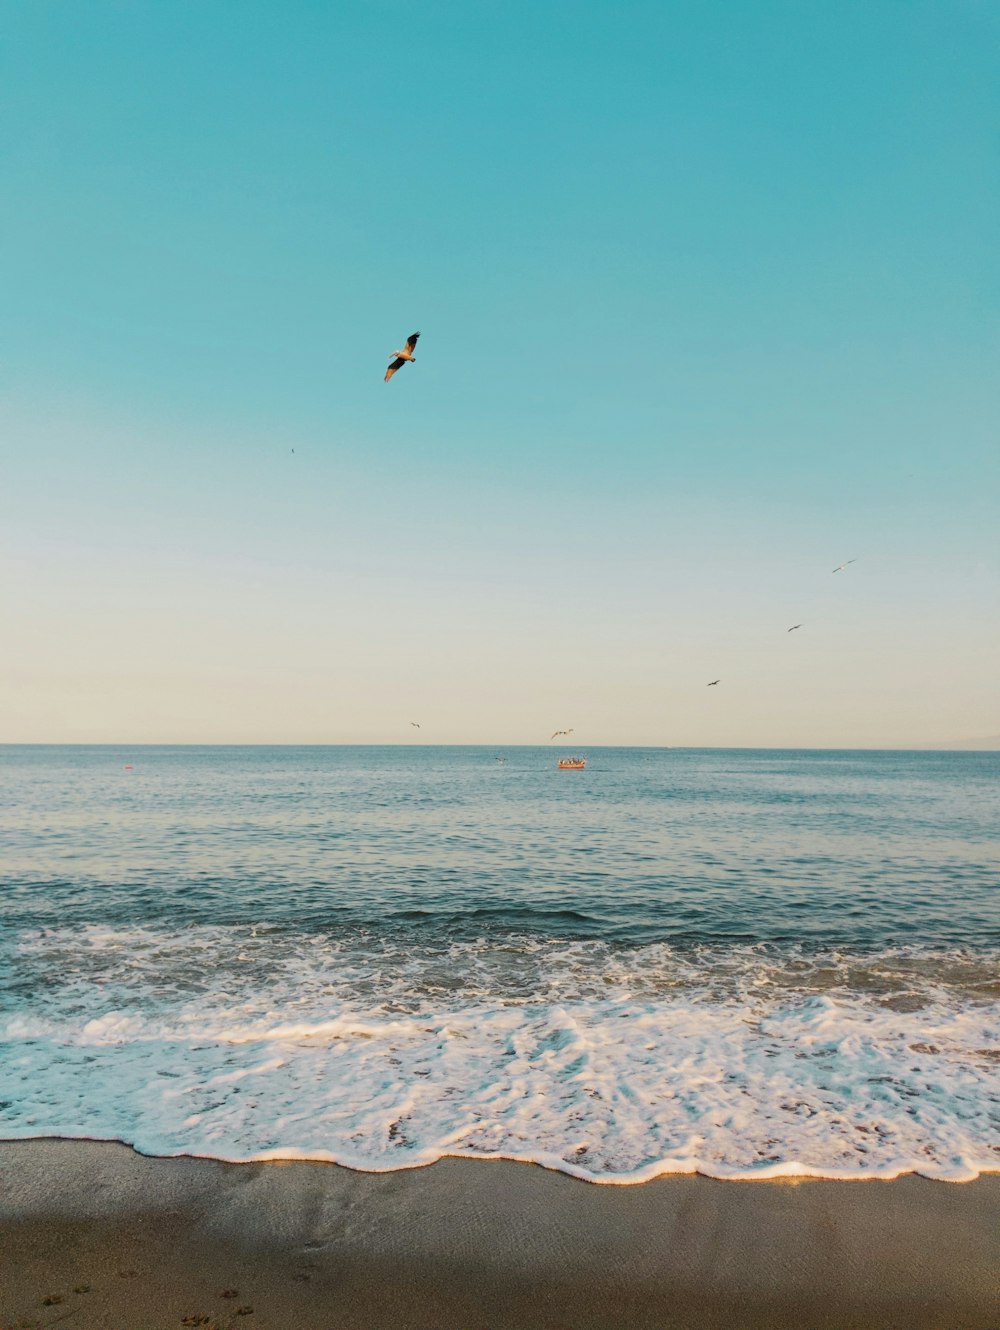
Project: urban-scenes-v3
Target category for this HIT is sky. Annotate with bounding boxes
[2,0,998,747]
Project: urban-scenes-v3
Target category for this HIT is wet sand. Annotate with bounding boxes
[0,1140,997,1329]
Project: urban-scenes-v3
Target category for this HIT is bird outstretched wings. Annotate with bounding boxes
[384,332,421,382]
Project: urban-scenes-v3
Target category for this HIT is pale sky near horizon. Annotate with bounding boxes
[2,1,998,747]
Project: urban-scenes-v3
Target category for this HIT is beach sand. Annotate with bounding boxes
[0,1141,997,1329]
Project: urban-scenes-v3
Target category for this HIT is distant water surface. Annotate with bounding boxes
[1,746,997,1181]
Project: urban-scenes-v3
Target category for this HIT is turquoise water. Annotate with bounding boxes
[1,746,997,1180]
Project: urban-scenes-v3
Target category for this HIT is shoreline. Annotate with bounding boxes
[2,1140,998,1329]
[3,1130,1000,1185]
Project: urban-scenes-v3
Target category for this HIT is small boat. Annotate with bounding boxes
[557,758,586,770]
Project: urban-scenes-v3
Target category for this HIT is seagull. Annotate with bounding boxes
[707,680,721,687]
[410,722,420,728]
[551,728,574,739]
[832,559,857,573]
[787,624,803,632]
[385,332,420,383]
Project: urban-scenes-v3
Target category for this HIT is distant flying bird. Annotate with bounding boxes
[385,331,420,383]
[551,728,574,739]
[832,559,857,573]
[410,722,420,728]
[787,624,803,632]
[707,680,721,687]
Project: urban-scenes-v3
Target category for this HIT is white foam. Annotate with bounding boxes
[1,926,997,1182]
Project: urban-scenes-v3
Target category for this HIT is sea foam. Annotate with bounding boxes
[2,925,997,1182]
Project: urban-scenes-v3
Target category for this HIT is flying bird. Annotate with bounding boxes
[832,559,857,573]
[787,624,803,632]
[551,728,574,739]
[707,680,721,687]
[410,722,420,728]
[385,331,420,383]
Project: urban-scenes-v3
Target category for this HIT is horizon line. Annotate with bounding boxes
[2,742,997,753]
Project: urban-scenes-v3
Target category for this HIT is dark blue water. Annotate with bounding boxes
[2,746,997,945]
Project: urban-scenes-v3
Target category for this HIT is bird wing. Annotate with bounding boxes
[385,357,406,382]
[405,332,420,352]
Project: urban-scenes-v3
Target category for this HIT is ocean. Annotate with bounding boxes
[1,745,997,1182]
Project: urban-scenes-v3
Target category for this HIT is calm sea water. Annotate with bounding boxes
[1,745,997,1181]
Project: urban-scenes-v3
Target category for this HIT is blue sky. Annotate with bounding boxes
[2,1,998,744]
